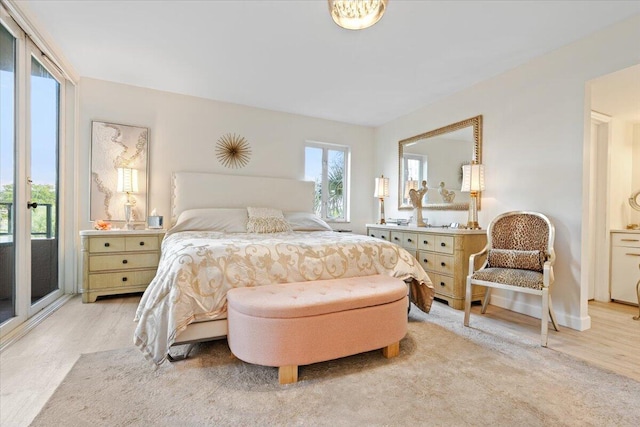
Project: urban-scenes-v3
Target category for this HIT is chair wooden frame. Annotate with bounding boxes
[463,211,559,346]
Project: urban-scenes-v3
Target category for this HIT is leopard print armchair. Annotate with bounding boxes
[463,211,559,347]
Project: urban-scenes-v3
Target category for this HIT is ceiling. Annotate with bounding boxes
[15,0,640,127]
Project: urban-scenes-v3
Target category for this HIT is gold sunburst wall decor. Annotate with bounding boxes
[215,133,251,168]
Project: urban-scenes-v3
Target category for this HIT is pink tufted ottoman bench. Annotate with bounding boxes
[227,274,408,384]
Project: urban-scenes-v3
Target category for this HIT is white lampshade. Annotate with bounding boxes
[374,175,389,198]
[117,167,139,193]
[461,164,485,192]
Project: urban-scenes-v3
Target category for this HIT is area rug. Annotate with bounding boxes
[31,305,640,427]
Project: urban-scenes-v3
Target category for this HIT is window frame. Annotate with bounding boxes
[304,141,350,223]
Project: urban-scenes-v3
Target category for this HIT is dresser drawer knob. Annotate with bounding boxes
[394,237,399,241]
[441,262,446,267]
[440,242,446,247]
[407,238,412,243]
[370,234,375,237]
[440,282,446,287]
[122,277,128,282]
[104,242,110,247]
[381,236,386,239]
[423,240,428,244]
[423,259,428,263]
[139,241,145,246]
[122,259,128,264]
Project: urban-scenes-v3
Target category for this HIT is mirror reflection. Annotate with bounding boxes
[398,116,482,211]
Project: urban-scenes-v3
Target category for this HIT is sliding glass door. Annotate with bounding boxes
[0,10,65,333]
[0,20,16,324]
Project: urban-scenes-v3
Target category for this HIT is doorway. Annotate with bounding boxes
[0,10,66,335]
[584,64,640,316]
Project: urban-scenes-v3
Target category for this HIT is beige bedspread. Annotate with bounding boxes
[134,231,434,365]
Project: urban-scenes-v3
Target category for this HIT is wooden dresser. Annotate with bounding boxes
[80,229,164,303]
[366,224,487,309]
[610,230,640,306]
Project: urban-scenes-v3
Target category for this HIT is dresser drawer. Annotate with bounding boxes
[418,251,437,272]
[435,254,455,275]
[432,274,454,296]
[89,253,160,272]
[88,269,157,290]
[435,235,454,254]
[612,233,640,249]
[89,237,126,253]
[390,231,404,246]
[403,233,418,250]
[418,235,436,251]
[368,229,390,241]
[125,235,160,251]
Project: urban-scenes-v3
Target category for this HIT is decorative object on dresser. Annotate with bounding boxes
[398,115,482,211]
[628,189,640,230]
[90,121,149,223]
[80,229,164,303]
[438,181,456,203]
[374,174,389,224]
[464,211,559,347]
[367,224,487,309]
[328,0,387,30]
[116,167,139,230]
[408,180,428,227]
[215,133,251,169]
[460,163,485,229]
[609,230,640,320]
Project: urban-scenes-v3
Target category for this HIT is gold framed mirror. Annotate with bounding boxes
[398,115,482,211]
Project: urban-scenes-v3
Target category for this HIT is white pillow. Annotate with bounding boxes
[284,212,333,231]
[246,207,292,233]
[168,208,247,234]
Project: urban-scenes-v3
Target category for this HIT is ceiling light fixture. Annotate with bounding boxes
[328,0,388,30]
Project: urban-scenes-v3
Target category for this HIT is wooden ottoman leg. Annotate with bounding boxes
[382,341,400,358]
[279,365,298,384]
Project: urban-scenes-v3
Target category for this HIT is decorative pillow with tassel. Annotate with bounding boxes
[246,207,292,233]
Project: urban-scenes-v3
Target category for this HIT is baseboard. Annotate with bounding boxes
[0,293,74,353]
[489,293,591,331]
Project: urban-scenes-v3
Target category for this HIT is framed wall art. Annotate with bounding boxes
[90,121,149,223]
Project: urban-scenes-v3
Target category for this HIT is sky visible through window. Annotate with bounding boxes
[0,69,58,187]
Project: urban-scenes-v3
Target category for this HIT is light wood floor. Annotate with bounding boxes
[1,295,638,426]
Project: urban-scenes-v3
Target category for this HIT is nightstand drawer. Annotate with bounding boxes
[435,236,454,254]
[89,237,126,253]
[88,269,157,290]
[125,236,160,251]
[433,274,454,296]
[89,253,159,272]
[403,233,418,250]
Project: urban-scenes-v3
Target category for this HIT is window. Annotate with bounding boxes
[305,142,349,222]
[401,154,426,205]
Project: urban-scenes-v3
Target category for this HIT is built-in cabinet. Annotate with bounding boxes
[366,224,487,309]
[610,230,640,306]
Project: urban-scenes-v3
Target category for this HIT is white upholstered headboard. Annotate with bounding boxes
[171,172,315,225]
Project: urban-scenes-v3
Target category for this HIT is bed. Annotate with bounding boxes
[134,172,435,365]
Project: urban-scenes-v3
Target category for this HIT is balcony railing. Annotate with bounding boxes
[0,202,55,239]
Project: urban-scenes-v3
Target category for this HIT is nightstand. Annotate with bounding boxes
[80,229,165,303]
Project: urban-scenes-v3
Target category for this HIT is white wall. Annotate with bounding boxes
[77,78,375,236]
[374,15,640,329]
